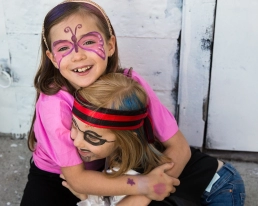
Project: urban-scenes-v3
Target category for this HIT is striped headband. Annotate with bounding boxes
[72,90,155,143]
[42,0,113,51]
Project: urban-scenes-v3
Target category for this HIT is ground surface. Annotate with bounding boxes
[0,136,257,206]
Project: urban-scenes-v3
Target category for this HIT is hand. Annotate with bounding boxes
[60,174,88,201]
[139,163,180,201]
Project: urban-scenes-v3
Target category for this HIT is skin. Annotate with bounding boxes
[44,13,179,200]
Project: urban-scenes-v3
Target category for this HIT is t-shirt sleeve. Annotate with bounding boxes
[128,70,179,142]
[35,94,82,168]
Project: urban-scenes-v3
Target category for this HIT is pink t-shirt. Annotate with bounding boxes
[33,70,178,174]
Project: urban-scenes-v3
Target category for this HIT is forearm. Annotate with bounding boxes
[61,164,140,196]
[61,162,177,200]
[162,130,191,177]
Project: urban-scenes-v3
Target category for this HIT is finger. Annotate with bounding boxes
[60,174,65,180]
[62,181,68,187]
[170,186,177,193]
[173,178,180,186]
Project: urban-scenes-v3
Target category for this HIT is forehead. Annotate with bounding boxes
[49,14,104,42]
[73,115,113,136]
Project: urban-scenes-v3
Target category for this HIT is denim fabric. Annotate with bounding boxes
[201,162,245,206]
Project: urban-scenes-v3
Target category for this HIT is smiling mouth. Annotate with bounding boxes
[73,65,92,73]
[78,148,91,157]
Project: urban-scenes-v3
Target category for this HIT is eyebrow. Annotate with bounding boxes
[72,118,102,138]
[79,32,98,39]
[52,40,71,47]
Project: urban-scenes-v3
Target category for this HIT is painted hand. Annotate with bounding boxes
[139,163,180,201]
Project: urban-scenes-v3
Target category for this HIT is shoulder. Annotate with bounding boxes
[38,90,74,107]
[36,90,74,119]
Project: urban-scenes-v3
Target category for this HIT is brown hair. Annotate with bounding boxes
[77,73,171,177]
[28,2,121,151]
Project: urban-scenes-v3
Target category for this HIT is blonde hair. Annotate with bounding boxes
[77,73,171,177]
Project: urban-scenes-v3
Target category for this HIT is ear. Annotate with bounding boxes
[46,50,59,69]
[107,35,116,57]
[132,132,138,137]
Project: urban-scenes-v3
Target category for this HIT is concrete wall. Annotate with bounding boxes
[0,0,182,137]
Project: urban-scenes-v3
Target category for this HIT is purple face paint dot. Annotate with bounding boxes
[127,178,135,186]
[153,183,166,195]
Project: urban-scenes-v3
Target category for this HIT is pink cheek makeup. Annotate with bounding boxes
[52,24,106,68]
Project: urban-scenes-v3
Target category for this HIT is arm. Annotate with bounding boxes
[61,162,179,201]
[129,70,190,178]
[162,130,191,177]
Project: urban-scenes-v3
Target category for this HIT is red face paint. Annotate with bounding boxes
[52,24,106,68]
[153,183,166,195]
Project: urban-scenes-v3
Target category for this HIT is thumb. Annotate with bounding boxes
[161,162,174,172]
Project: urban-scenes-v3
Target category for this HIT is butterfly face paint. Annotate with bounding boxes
[52,24,106,68]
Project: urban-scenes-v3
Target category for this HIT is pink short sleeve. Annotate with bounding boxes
[125,69,179,142]
[33,91,83,174]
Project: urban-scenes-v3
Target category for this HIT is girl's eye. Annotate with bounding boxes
[84,40,95,45]
[85,133,100,143]
[58,46,69,52]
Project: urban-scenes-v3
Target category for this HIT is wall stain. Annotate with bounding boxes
[153,71,161,76]
[201,38,212,50]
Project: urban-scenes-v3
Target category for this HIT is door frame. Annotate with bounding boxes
[178,0,216,147]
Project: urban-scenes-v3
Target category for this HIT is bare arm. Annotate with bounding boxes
[162,130,191,178]
[61,162,179,201]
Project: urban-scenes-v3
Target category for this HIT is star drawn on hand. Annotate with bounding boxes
[127,178,135,186]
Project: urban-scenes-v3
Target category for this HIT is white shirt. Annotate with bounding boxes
[77,168,139,206]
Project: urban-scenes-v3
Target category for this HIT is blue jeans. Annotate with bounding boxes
[201,162,245,206]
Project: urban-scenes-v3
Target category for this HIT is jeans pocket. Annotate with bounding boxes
[202,183,234,203]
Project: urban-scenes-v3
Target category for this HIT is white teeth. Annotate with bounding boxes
[74,66,91,72]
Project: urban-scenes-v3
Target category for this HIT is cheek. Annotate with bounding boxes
[92,146,113,158]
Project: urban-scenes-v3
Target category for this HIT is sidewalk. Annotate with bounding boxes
[0,136,257,206]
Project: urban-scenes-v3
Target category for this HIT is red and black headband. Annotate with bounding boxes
[72,90,155,143]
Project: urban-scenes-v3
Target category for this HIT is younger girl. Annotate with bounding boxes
[21,0,189,205]
[65,73,245,206]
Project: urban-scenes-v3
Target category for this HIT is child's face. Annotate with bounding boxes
[46,14,115,89]
[71,116,117,162]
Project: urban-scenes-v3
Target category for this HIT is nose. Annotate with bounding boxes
[71,47,87,62]
[72,132,85,148]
